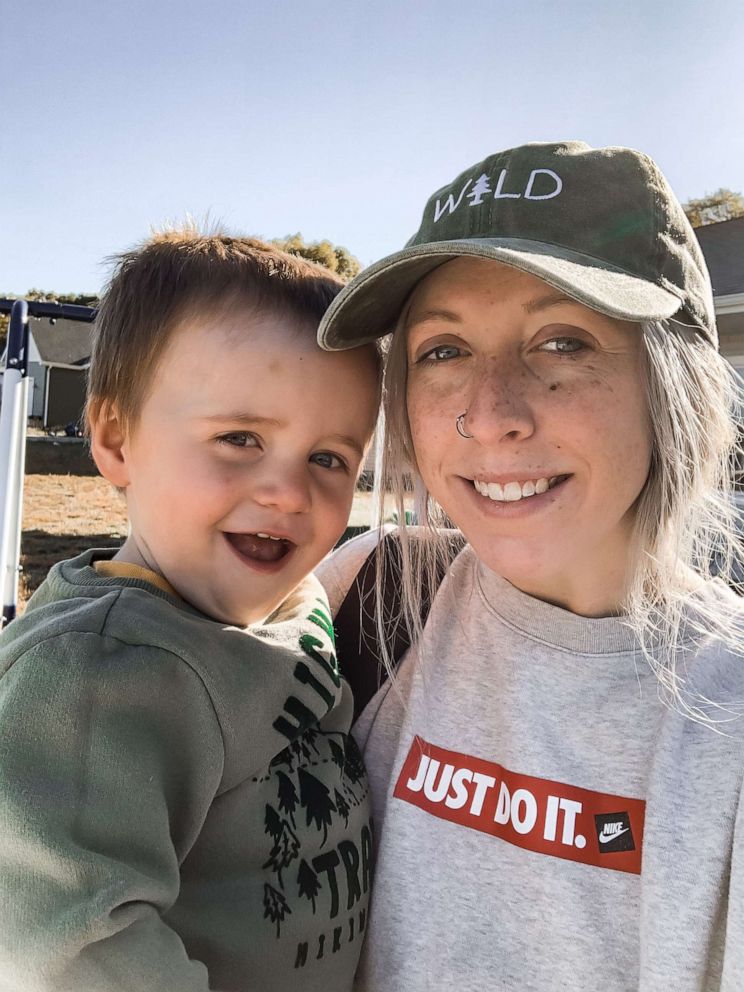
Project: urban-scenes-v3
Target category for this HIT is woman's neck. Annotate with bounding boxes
[502,550,635,618]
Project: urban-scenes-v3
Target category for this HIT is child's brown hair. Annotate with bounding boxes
[86,225,345,434]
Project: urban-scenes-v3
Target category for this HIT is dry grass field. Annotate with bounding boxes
[18,441,128,609]
[16,438,375,613]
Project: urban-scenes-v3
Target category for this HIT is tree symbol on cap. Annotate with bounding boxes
[467,173,492,206]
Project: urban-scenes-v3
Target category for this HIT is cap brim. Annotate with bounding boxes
[318,238,683,350]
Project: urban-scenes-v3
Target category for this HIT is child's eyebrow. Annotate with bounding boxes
[202,413,282,428]
[326,434,365,457]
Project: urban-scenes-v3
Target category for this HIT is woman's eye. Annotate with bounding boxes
[218,431,258,448]
[539,336,586,355]
[311,451,347,471]
[419,344,464,363]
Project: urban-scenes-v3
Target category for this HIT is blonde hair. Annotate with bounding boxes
[86,225,345,434]
[374,314,744,725]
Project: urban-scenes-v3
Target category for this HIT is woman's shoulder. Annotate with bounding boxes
[315,527,392,615]
[315,525,465,616]
[688,577,744,638]
[693,576,744,612]
[679,578,744,704]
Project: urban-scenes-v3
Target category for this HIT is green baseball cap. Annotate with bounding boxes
[318,140,716,350]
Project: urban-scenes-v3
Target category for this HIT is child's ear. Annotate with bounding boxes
[88,404,131,488]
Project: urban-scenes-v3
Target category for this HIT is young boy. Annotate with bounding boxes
[0,230,380,992]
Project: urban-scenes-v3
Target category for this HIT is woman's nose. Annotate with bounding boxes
[463,358,536,444]
[250,465,312,514]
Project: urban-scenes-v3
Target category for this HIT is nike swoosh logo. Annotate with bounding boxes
[599,827,629,844]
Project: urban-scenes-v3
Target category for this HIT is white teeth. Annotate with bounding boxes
[473,476,561,503]
[504,482,522,502]
[255,533,282,541]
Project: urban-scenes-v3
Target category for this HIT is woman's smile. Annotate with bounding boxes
[456,472,572,523]
[471,474,569,501]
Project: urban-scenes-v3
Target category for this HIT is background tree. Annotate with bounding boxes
[22,289,99,308]
[683,188,744,227]
[271,233,362,281]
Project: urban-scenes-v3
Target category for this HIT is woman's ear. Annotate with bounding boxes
[88,404,131,488]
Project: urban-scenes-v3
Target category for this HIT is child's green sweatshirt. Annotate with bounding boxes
[0,549,372,992]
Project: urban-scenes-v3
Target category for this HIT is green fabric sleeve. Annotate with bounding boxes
[0,631,226,992]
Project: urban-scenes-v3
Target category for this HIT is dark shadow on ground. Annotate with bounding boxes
[25,440,100,476]
[20,531,124,603]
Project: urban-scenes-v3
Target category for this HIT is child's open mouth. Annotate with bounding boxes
[225,532,295,566]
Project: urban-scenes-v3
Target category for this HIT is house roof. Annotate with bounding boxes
[694,216,744,297]
[30,316,93,367]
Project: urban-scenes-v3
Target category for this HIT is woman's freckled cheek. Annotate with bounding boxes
[413,371,461,400]
[410,406,447,448]
[408,376,461,423]
[587,371,616,395]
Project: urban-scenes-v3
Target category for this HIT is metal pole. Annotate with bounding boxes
[0,298,96,322]
[3,377,30,621]
[0,301,29,627]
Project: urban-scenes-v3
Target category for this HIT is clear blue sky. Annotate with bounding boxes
[2,0,743,295]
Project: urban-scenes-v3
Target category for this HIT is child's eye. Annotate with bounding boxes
[539,336,587,355]
[310,451,347,471]
[217,431,258,448]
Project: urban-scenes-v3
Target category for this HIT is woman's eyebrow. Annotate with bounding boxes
[405,307,463,329]
[523,292,577,314]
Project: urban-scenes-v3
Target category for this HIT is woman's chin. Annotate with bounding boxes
[460,531,554,587]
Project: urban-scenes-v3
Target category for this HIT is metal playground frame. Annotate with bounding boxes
[0,298,96,627]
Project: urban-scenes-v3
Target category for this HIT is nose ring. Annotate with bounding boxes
[456,412,473,439]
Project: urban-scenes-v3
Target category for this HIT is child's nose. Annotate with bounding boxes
[250,466,312,515]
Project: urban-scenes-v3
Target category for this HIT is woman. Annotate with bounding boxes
[316,142,744,991]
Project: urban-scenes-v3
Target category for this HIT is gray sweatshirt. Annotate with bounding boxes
[0,549,371,992]
[318,531,744,992]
